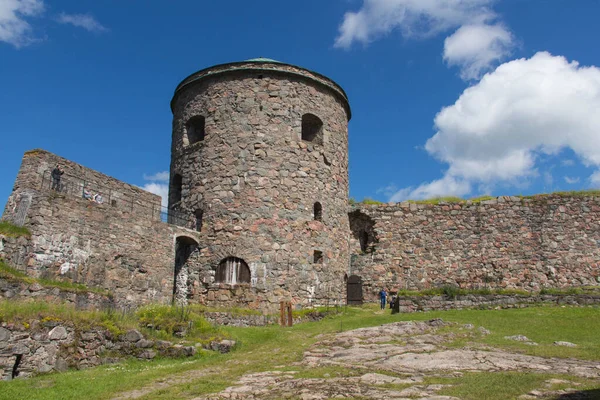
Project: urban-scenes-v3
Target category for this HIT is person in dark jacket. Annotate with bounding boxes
[379,288,387,310]
[51,164,64,191]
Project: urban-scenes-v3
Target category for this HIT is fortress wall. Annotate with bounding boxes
[351,195,600,300]
[2,150,200,307]
[2,150,162,223]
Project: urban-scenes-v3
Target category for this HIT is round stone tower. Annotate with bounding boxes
[169,58,351,312]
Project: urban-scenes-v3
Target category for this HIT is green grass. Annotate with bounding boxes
[360,197,384,205]
[410,196,464,205]
[0,305,599,399]
[0,300,226,345]
[0,300,136,337]
[0,221,31,238]
[428,372,600,400]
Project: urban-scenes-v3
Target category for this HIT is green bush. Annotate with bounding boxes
[442,285,461,299]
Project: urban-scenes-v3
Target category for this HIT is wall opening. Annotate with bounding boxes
[313,202,322,221]
[313,250,323,264]
[301,113,324,145]
[173,236,198,305]
[185,115,205,145]
[215,256,250,285]
[195,209,203,232]
[360,230,369,252]
[11,354,22,379]
[170,174,182,205]
[349,210,378,253]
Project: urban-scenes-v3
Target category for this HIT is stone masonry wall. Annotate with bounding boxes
[394,293,600,313]
[0,277,114,311]
[351,196,600,301]
[0,323,195,380]
[2,149,161,224]
[2,150,200,308]
[169,61,351,312]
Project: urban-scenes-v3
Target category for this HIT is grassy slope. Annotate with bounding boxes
[1,304,599,400]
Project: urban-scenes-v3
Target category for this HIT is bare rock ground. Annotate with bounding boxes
[194,320,600,400]
[111,319,600,399]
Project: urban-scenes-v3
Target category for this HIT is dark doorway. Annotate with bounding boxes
[346,275,363,305]
[173,236,198,305]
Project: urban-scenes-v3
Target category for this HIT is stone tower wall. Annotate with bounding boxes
[350,196,600,300]
[169,62,351,310]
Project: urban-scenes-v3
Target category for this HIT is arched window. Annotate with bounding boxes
[301,113,323,145]
[184,115,205,145]
[313,202,322,221]
[170,174,182,205]
[215,257,250,284]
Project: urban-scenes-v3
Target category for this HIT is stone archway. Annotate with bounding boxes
[173,235,198,305]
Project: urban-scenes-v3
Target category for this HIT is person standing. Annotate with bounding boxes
[379,288,387,310]
[51,164,64,191]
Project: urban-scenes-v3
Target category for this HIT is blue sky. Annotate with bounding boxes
[2,0,600,210]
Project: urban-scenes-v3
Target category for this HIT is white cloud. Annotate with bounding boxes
[376,183,399,199]
[141,171,170,207]
[564,176,580,184]
[142,182,168,208]
[389,175,471,202]
[56,12,107,33]
[443,24,513,80]
[335,0,512,80]
[591,171,600,187]
[143,171,169,182]
[389,52,600,201]
[0,0,45,47]
[543,171,553,186]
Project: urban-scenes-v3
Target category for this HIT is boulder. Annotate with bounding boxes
[0,327,10,342]
[48,326,68,340]
[124,329,144,343]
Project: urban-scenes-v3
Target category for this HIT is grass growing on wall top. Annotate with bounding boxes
[353,189,600,207]
[0,221,31,238]
[0,300,228,344]
[0,260,111,296]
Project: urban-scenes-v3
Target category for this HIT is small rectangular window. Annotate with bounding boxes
[313,250,323,264]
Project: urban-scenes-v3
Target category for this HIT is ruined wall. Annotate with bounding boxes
[351,195,600,300]
[0,277,114,310]
[394,293,600,313]
[2,150,199,307]
[169,61,351,310]
[0,324,196,380]
[3,149,161,224]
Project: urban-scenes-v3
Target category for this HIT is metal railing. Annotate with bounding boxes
[41,170,192,228]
